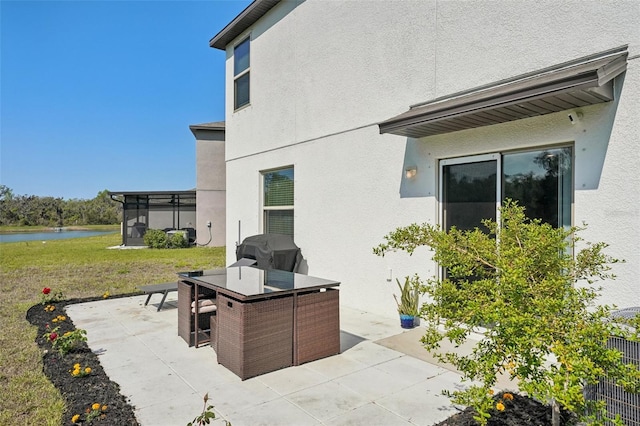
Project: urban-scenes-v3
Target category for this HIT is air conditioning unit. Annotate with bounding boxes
[584,307,640,426]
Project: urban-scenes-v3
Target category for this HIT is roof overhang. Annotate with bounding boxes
[378,45,628,138]
[210,0,280,50]
[108,190,196,198]
[189,121,225,132]
[189,121,225,138]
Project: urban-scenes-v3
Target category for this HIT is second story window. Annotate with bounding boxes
[234,37,250,109]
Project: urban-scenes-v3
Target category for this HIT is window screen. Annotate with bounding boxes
[263,167,294,236]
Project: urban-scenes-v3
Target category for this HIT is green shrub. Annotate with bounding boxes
[144,229,188,249]
[143,229,168,248]
[375,200,640,426]
[168,231,189,249]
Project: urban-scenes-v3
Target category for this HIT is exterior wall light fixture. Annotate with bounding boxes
[405,166,418,179]
[568,110,583,125]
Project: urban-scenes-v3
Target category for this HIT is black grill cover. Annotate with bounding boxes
[235,234,302,272]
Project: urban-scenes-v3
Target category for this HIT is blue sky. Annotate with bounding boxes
[1,0,251,200]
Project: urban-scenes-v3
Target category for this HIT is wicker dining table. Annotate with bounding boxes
[177,266,340,380]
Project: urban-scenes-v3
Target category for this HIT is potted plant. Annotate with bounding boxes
[394,276,419,328]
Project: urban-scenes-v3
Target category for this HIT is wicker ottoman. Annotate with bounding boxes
[295,289,340,365]
[216,293,293,380]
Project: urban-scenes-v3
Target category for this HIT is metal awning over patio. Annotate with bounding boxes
[378,45,628,138]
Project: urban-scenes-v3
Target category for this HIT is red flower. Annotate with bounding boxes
[49,332,58,341]
[43,287,51,295]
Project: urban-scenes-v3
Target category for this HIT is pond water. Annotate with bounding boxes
[0,230,115,243]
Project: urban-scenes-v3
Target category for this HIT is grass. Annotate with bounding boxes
[0,232,225,425]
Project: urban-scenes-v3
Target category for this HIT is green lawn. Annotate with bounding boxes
[0,232,225,425]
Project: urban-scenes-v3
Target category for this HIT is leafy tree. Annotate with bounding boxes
[0,185,14,201]
[0,187,121,227]
[0,185,18,225]
[374,200,639,425]
[63,198,88,225]
[84,190,120,224]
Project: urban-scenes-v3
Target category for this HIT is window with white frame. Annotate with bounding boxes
[234,37,250,110]
[263,167,294,236]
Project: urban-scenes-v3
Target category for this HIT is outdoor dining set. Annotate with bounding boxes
[173,234,341,380]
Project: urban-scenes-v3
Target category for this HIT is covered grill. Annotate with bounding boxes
[235,234,302,272]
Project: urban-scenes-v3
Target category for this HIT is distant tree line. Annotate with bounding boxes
[0,185,122,227]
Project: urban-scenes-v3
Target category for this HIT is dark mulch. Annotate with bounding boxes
[435,392,576,426]
[26,297,140,426]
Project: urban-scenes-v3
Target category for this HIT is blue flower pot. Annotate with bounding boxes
[400,314,415,329]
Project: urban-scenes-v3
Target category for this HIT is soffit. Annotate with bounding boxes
[210,0,280,50]
[378,45,628,138]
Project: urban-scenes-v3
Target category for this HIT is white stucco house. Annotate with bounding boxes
[206,0,639,319]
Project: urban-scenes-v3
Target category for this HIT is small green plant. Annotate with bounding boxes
[143,228,168,248]
[394,275,419,316]
[43,325,87,356]
[71,403,107,424]
[70,362,92,378]
[375,200,640,425]
[188,393,230,426]
[41,286,64,304]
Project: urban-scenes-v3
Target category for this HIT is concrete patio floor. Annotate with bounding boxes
[66,294,471,426]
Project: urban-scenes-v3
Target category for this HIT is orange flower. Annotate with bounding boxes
[92,403,101,411]
[503,392,514,401]
[496,401,505,411]
[488,389,494,395]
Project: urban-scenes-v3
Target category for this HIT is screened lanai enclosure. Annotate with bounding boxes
[109,191,196,246]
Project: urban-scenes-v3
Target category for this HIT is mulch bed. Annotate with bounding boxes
[26,297,140,425]
[434,392,576,425]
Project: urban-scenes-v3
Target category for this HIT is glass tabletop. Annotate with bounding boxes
[178,266,339,297]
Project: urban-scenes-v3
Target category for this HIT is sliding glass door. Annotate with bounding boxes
[440,147,572,232]
[502,147,572,229]
[441,154,500,232]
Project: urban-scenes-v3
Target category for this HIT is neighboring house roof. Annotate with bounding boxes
[209,0,280,49]
[189,121,225,131]
[189,121,225,139]
[379,45,628,138]
[108,190,196,197]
